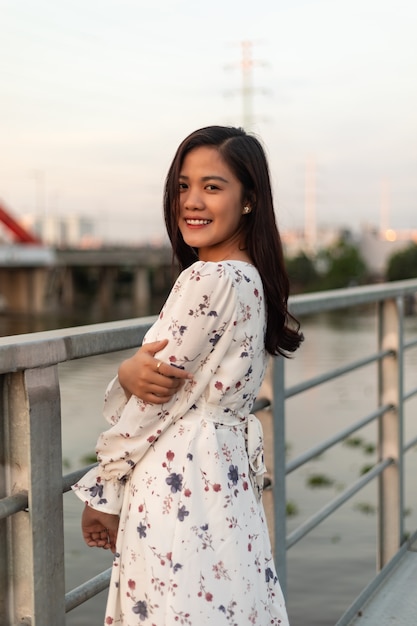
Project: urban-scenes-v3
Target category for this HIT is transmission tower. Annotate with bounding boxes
[304,157,317,252]
[225,40,268,130]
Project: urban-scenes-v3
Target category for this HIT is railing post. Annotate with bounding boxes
[2,367,66,625]
[0,375,8,625]
[377,297,404,568]
[272,356,287,598]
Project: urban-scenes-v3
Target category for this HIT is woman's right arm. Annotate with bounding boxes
[72,264,238,514]
[118,339,192,404]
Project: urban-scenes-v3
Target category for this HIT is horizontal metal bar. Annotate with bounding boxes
[286,458,393,549]
[0,317,155,374]
[285,349,393,398]
[286,403,393,474]
[0,491,28,519]
[335,528,417,626]
[62,464,98,493]
[404,434,417,454]
[404,385,417,403]
[289,278,417,317]
[252,397,271,412]
[65,567,112,612]
[404,337,417,350]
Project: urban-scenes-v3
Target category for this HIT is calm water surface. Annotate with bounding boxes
[3,308,417,625]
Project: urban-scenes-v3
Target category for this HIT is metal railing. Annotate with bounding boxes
[1,278,417,625]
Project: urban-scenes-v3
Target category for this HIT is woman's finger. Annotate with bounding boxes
[154,361,192,382]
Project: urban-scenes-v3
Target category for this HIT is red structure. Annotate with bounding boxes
[0,201,41,244]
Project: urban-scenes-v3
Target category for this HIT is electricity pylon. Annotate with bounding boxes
[224,40,268,130]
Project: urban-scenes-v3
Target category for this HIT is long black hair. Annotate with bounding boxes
[164,125,303,356]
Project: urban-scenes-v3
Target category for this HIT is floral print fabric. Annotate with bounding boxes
[72,260,289,625]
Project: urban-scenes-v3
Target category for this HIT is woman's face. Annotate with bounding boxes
[178,146,247,262]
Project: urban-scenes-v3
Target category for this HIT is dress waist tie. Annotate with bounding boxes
[246,413,266,501]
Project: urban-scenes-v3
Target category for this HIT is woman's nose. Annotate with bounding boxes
[182,188,204,211]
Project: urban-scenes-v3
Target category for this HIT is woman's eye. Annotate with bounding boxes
[206,184,219,191]
[179,182,188,190]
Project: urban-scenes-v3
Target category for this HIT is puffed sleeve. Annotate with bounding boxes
[72,262,239,514]
[102,376,128,425]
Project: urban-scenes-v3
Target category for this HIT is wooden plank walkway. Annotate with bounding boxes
[345,537,417,625]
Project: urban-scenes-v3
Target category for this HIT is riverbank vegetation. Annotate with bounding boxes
[286,236,417,295]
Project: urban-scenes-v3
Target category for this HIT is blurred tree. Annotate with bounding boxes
[286,251,318,293]
[317,236,368,290]
[386,243,417,281]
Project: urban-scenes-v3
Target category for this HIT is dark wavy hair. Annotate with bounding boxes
[163,125,303,356]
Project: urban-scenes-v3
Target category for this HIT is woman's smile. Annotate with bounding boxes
[184,218,212,227]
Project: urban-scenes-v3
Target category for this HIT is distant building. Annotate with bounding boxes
[281,225,344,258]
[22,213,98,247]
[358,226,417,277]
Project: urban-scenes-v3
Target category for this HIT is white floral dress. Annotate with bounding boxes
[72,260,289,626]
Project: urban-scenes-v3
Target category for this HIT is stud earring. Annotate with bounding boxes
[242,206,251,214]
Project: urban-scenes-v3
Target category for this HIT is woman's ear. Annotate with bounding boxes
[247,192,256,210]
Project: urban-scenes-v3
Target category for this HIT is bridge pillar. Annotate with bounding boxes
[0,267,50,314]
[133,267,150,315]
[97,267,117,311]
[59,267,75,309]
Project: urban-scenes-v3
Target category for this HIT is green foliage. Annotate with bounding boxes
[386,243,417,281]
[344,436,375,456]
[306,473,334,488]
[286,500,299,517]
[316,236,368,290]
[354,502,376,515]
[344,436,363,448]
[285,233,368,293]
[286,251,318,293]
[363,443,376,455]
[81,452,98,465]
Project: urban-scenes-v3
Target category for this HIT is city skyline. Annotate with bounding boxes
[1,0,416,244]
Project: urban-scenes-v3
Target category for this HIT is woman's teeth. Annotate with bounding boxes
[186,219,211,225]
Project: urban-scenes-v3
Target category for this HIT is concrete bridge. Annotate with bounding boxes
[0,244,174,316]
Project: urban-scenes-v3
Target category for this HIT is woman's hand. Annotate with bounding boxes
[81,504,119,553]
[118,339,193,404]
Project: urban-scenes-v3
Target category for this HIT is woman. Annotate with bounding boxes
[73,125,303,625]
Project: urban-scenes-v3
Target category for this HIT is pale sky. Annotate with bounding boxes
[1,0,416,244]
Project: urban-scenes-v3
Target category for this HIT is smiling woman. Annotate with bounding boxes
[72,125,303,626]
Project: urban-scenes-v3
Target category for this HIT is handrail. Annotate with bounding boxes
[286,457,394,549]
[1,277,417,625]
[65,568,113,612]
[0,491,28,519]
[285,403,394,474]
[285,348,393,397]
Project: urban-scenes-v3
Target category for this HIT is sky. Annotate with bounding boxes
[1,0,416,244]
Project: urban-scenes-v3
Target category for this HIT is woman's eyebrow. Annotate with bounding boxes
[179,174,229,183]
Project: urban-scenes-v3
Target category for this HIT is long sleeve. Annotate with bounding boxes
[72,262,240,514]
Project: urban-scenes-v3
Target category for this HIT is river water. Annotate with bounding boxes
[2,308,417,625]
